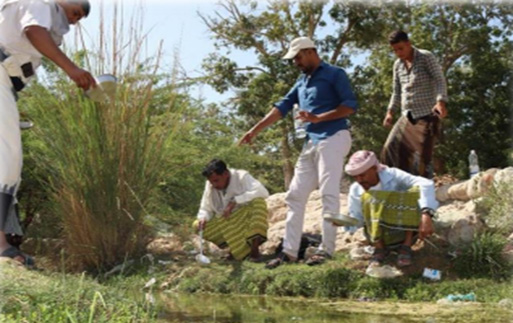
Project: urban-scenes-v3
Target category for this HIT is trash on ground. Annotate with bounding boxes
[422,267,442,280]
[143,277,157,289]
[365,264,403,278]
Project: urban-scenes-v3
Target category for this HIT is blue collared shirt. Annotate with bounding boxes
[275,61,358,144]
[345,167,439,232]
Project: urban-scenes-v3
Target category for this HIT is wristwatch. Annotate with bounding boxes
[421,207,436,218]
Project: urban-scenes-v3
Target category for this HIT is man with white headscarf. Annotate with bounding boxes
[343,150,438,267]
[0,0,95,266]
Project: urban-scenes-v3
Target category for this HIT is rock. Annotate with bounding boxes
[349,246,373,261]
[0,257,24,269]
[493,167,513,186]
[447,215,485,247]
[434,200,482,243]
[261,190,357,255]
[498,298,513,309]
[146,233,183,255]
[435,168,499,202]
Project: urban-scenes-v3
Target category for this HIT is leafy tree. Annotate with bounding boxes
[199,0,398,189]
[351,1,513,176]
[200,0,513,184]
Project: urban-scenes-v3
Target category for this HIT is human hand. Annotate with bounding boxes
[66,66,96,90]
[198,219,207,231]
[297,110,320,124]
[239,130,256,146]
[418,213,434,240]
[432,101,447,119]
[223,201,236,218]
[383,111,394,128]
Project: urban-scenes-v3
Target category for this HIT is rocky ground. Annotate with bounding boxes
[146,168,513,278]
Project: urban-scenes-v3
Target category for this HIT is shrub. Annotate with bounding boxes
[453,232,511,279]
[478,181,513,235]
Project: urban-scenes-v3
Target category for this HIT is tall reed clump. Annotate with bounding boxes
[21,1,181,272]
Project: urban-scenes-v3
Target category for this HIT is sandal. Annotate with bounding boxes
[305,249,332,266]
[369,247,388,266]
[265,252,295,269]
[0,246,35,268]
[397,245,412,267]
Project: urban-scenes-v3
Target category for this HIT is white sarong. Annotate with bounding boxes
[0,64,22,232]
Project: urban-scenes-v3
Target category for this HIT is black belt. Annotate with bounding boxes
[0,49,29,92]
[407,111,437,125]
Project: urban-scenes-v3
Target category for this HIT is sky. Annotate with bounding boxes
[77,0,255,104]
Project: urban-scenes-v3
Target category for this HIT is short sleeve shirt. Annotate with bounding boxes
[0,0,70,69]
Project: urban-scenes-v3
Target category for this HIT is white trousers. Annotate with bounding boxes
[282,129,351,257]
[0,65,22,233]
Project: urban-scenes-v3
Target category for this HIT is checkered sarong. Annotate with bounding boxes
[361,187,421,246]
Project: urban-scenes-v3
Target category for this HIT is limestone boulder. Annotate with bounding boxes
[261,190,367,255]
[447,215,485,247]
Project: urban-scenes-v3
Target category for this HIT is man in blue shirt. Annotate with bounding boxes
[239,37,358,268]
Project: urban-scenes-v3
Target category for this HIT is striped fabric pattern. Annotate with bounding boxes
[361,188,421,246]
[196,198,268,260]
[381,114,440,178]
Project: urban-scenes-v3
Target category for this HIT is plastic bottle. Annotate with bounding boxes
[468,150,480,178]
[293,104,307,139]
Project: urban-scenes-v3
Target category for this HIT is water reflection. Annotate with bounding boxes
[157,293,414,323]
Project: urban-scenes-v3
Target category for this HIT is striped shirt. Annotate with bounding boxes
[387,47,448,119]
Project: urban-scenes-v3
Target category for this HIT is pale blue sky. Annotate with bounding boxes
[77,0,255,104]
[75,0,368,105]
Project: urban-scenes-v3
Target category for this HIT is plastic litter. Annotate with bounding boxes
[446,293,476,302]
[422,268,442,280]
[365,264,403,278]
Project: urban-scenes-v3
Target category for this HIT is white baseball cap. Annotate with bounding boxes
[282,37,316,59]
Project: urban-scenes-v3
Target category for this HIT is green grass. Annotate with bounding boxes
[168,258,513,303]
[0,263,158,322]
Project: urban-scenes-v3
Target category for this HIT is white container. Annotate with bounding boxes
[85,74,117,102]
[293,104,307,139]
[468,150,480,178]
[323,213,359,226]
[423,268,442,280]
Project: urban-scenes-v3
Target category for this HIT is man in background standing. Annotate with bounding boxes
[381,30,448,178]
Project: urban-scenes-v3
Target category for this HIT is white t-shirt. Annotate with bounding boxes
[0,0,70,70]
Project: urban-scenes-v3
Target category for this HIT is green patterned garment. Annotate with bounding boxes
[361,187,421,246]
[194,198,268,260]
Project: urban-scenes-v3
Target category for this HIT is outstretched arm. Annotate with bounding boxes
[25,26,95,90]
[238,107,282,145]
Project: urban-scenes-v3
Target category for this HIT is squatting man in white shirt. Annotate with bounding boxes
[194,159,270,262]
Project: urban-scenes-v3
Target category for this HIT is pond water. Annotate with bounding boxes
[157,293,416,323]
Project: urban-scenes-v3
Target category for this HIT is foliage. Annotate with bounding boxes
[0,264,157,322]
[453,232,511,279]
[16,3,182,272]
[477,180,513,235]
[169,257,513,303]
[199,0,513,183]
